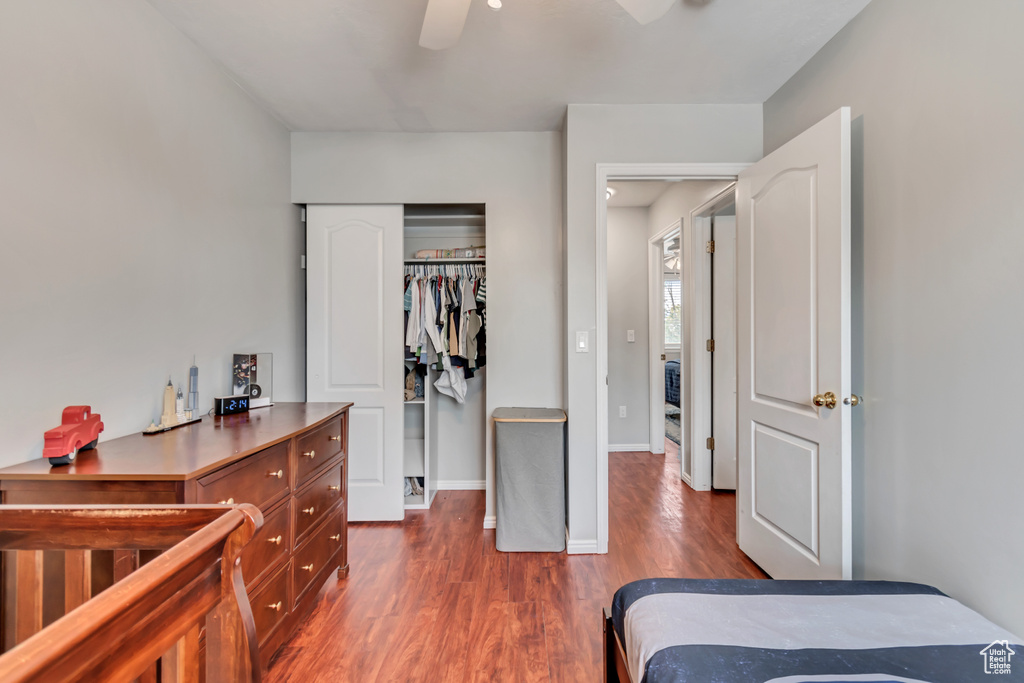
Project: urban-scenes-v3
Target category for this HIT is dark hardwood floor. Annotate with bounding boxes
[266,450,766,682]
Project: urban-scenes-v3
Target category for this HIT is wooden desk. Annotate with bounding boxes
[0,401,351,671]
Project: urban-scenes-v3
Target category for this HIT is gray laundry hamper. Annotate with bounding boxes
[493,408,567,552]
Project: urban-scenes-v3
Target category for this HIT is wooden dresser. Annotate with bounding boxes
[0,401,351,671]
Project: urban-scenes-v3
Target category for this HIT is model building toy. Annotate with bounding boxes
[43,405,104,466]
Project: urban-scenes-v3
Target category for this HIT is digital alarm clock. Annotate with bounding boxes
[214,395,250,416]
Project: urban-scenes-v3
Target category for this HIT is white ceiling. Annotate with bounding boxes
[145,0,871,132]
[607,180,673,207]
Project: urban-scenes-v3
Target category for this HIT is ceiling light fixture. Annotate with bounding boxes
[487,0,502,9]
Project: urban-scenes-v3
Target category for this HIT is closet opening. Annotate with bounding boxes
[402,204,487,510]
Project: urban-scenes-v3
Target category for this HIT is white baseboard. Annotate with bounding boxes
[436,479,486,490]
[565,535,599,555]
[608,443,651,452]
[483,515,496,530]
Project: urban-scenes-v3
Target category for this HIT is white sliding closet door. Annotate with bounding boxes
[307,204,405,522]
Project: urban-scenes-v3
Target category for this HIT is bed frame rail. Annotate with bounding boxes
[604,606,632,683]
[0,504,263,683]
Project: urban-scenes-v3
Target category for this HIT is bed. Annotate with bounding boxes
[605,578,1023,683]
[665,360,680,406]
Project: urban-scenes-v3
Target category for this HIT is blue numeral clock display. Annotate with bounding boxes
[215,395,250,416]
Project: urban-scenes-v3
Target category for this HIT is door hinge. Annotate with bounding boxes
[706,240,715,254]
[706,437,715,450]
[706,339,715,352]
[660,354,666,361]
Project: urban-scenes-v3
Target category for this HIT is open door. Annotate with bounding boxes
[307,204,405,522]
[736,108,852,579]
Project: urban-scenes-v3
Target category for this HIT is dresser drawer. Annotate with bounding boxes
[293,461,343,542]
[249,563,289,646]
[294,416,344,484]
[196,441,289,511]
[240,500,290,588]
[292,510,344,606]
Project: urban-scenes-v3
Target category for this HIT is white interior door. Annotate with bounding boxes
[736,108,852,579]
[307,204,405,522]
[711,214,737,490]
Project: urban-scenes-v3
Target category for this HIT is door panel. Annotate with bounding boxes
[752,422,818,557]
[736,108,851,579]
[751,169,817,410]
[307,204,404,522]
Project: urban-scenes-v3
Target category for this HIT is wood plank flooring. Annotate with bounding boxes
[266,451,766,682]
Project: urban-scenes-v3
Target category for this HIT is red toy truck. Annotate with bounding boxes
[43,406,104,466]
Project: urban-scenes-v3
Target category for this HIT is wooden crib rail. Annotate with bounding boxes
[0,504,263,683]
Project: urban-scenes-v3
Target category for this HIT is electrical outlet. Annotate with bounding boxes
[619,405,627,418]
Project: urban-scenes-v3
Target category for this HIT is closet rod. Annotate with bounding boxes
[403,258,485,264]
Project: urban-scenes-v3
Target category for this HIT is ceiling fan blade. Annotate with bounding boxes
[419,0,474,50]
[615,0,675,25]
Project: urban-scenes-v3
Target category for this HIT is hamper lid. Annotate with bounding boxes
[493,408,566,423]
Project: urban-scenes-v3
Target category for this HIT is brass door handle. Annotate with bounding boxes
[302,564,315,572]
[329,435,341,442]
[328,485,340,492]
[844,395,862,406]
[329,534,341,542]
[267,469,284,479]
[267,601,282,612]
[303,450,316,459]
[218,497,235,505]
[812,392,837,409]
[267,535,283,545]
[303,506,315,515]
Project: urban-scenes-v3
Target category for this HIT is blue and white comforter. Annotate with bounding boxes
[612,579,1023,683]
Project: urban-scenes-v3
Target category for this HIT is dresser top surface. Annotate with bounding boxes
[0,402,351,482]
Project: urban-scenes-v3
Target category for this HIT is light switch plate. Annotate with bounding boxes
[627,329,635,343]
[576,331,589,353]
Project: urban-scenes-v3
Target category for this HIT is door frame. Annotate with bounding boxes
[647,220,681,456]
[596,163,750,551]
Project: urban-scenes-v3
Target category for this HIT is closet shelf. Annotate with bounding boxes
[404,215,485,228]
[404,399,425,405]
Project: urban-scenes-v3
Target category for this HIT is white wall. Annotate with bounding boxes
[0,0,300,469]
[607,207,650,448]
[648,181,734,240]
[291,132,564,524]
[564,105,762,548]
[765,0,1024,635]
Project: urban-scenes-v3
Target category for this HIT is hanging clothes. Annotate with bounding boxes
[403,262,486,404]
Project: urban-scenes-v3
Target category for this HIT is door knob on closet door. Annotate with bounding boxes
[812,392,837,409]
[844,395,862,406]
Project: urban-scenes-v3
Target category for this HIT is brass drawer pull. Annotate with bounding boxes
[303,449,316,459]
[329,534,341,542]
[218,497,235,505]
[268,469,284,479]
[267,535,283,545]
[329,435,341,442]
[302,564,315,572]
[303,506,316,515]
[328,485,340,492]
[267,601,282,612]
